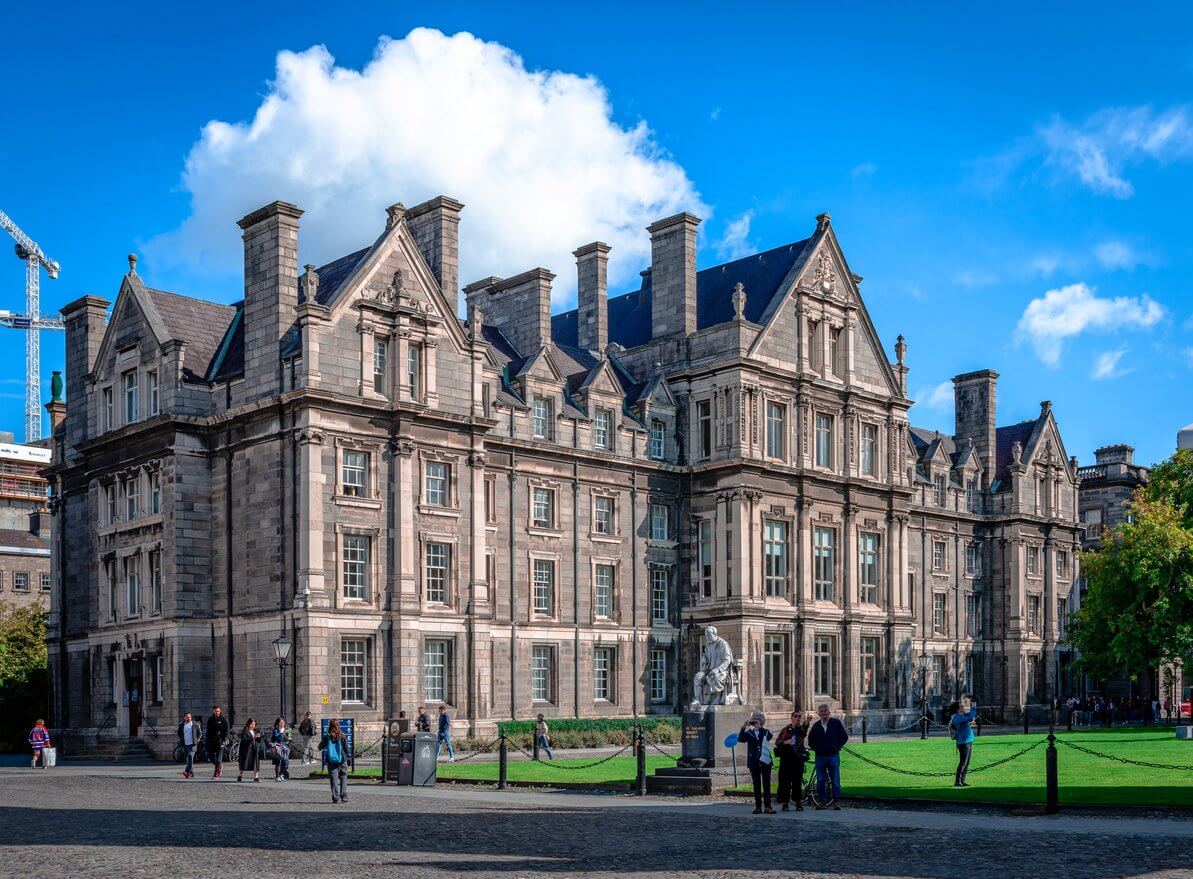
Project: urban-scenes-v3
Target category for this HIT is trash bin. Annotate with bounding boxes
[392,732,437,786]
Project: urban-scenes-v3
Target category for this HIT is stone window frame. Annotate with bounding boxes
[931,537,948,573]
[333,436,384,509]
[695,516,715,599]
[421,635,456,707]
[813,523,837,604]
[965,541,982,578]
[648,563,672,625]
[589,487,621,542]
[122,366,139,424]
[859,421,880,478]
[530,395,554,441]
[418,449,462,517]
[39,571,51,593]
[420,531,460,610]
[648,647,669,703]
[147,544,163,616]
[527,477,563,537]
[98,477,118,530]
[932,590,947,635]
[592,642,618,704]
[339,635,373,707]
[763,632,787,698]
[12,570,30,593]
[589,555,621,624]
[592,407,614,453]
[102,554,118,622]
[859,634,882,698]
[649,418,666,461]
[334,525,380,607]
[100,383,114,433]
[966,591,981,638]
[695,398,713,460]
[813,409,836,471]
[812,632,837,699]
[116,548,142,620]
[932,472,947,507]
[648,500,674,545]
[1026,592,1043,636]
[857,529,882,606]
[1025,543,1042,579]
[529,642,557,704]
[763,395,789,462]
[372,332,390,397]
[528,550,561,620]
[762,514,792,600]
[484,475,499,527]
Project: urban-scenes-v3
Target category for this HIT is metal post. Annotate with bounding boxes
[861,715,868,744]
[1023,707,1029,735]
[1066,708,1074,733]
[278,661,287,723]
[976,715,983,737]
[1045,725,1059,815]
[920,715,927,740]
[532,728,540,761]
[635,725,647,796]
[498,735,508,790]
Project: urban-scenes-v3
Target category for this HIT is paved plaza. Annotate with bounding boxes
[0,763,1190,878]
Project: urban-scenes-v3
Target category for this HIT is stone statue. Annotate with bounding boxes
[692,626,736,707]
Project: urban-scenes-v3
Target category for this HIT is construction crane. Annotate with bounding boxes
[0,209,63,443]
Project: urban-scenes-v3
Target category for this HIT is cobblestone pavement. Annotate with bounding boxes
[1,765,1190,879]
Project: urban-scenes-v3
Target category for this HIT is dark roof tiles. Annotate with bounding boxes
[143,288,239,381]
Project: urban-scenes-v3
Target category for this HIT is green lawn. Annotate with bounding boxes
[324,729,1193,808]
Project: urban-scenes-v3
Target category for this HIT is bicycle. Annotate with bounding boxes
[803,767,838,808]
[173,740,210,764]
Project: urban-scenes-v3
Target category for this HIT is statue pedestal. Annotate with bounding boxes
[681,705,751,768]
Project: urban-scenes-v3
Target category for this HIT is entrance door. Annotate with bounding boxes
[126,659,143,737]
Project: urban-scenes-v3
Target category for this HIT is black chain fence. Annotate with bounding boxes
[1055,737,1193,771]
[507,740,634,771]
[841,738,1047,777]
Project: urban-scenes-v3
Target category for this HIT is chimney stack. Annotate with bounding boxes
[648,212,700,339]
[406,196,464,316]
[476,269,555,356]
[237,201,303,400]
[574,242,611,353]
[952,370,999,490]
[60,294,109,449]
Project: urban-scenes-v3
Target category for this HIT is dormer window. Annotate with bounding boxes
[531,397,552,440]
[594,409,612,450]
[147,370,159,416]
[649,419,665,461]
[102,387,113,432]
[966,478,978,512]
[933,474,946,506]
[123,371,138,423]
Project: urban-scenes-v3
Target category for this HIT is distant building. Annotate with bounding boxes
[0,434,52,610]
[1179,423,1193,451]
[1077,445,1149,550]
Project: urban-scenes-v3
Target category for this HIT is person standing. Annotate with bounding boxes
[206,706,230,779]
[948,697,979,787]
[269,717,291,781]
[534,713,553,760]
[177,712,203,778]
[27,719,51,769]
[806,703,849,809]
[739,711,775,814]
[415,706,431,733]
[237,718,262,782]
[436,705,456,762]
[297,711,316,764]
[774,711,811,811]
[320,719,350,804]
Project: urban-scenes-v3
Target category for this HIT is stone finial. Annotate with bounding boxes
[1011,441,1023,465]
[127,253,138,274]
[1069,455,1079,471]
[605,341,625,358]
[732,282,747,321]
[386,203,406,229]
[895,334,907,366]
[50,370,63,402]
[1040,400,1052,415]
[469,304,483,338]
[302,264,319,301]
[816,212,832,232]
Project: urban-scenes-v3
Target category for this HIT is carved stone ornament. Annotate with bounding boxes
[1011,441,1023,465]
[810,248,838,295]
[396,439,416,457]
[468,452,487,469]
[375,269,405,306]
[298,429,325,446]
[731,282,747,321]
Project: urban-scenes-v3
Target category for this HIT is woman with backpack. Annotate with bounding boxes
[320,719,350,804]
[237,718,262,782]
[947,696,978,787]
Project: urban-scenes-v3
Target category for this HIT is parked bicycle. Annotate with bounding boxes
[172,739,210,764]
[803,769,836,808]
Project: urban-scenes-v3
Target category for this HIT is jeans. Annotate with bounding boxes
[955,742,972,785]
[183,744,197,774]
[210,742,224,772]
[436,732,455,759]
[299,734,315,763]
[536,734,553,760]
[272,744,290,778]
[748,760,773,809]
[329,765,348,801]
[814,753,841,803]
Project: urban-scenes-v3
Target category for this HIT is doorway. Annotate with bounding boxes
[125,658,143,737]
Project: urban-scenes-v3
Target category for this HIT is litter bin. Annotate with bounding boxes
[391,732,437,786]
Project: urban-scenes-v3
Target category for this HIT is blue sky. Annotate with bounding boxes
[3,2,1191,464]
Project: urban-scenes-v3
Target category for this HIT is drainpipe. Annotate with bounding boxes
[631,469,639,718]
[572,465,580,718]
[508,456,518,719]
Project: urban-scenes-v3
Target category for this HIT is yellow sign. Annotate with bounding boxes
[321,696,330,705]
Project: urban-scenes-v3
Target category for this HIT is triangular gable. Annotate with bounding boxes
[578,360,624,398]
[951,443,982,474]
[1021,410,1072,475]
[516,348,566,385]
[638,373,678,409]
[91,272,171,377]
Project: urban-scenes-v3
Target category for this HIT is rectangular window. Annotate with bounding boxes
[966,542,979,576]
[1056,550,1068,578]
[697,400,712,459]
[860,637,879,697]
[1028,594,1041,635]
[650,568,668,623]
[106,559,117,619]
[123,371,138,422]
[124,556,139,617]
[861,423,877,476]
[650,503,669,541]
[105,484,117,524]
[154,655,164,704]
[149,549,161,613]
[859,532,879,604]
[373,336,389,394]
[931,655,945,697]
[815,414,833,468]
[966,593,979,638]
[814,636,834,697]
[593,647,613,701]
[1027,546,1039,575]
[699,520,713,598]
[933,592,946,634]
[484,478,497,524]
[649,648,667,702]
[933,474,946,506]
[424,461,449,506]
[763,519,788,597]
[406,344,421,398]
[149,471,161,515]
[814,527,835,601]
[342,451,369,498]
[340,639,367,703]
[763,634,785,697]
[531,397,552,439]
[594,409,611,450]
[425,542,450,604]
[765,401,785,459]
[533,559,555,615]
[650,419,665,460]
[147,370,159,416]
[1027,655,1040,698]
[593,495,614,535]
[531,487,555,530]
[124,477,139,520]
[531,645,553,702]
[829,327,842,376]
[13,571,29,592]
[342,535,369,600]
[932,539,946,572]
[966,478,979,512]
[808,320,820,371]
[1057,597,1068,639]
[40,572,51,592]
[423,640,448,702]
[102,387,113,432]
[594,564,614,618]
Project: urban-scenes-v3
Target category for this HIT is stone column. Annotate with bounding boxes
[797,497,812,607]
[425,336,440,408]
[796,300,810,373]
[395,439,419,612]
[715,493,729,598]
[297,429,327,604]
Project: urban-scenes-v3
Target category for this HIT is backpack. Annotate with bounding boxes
[948,718,958,740]
[326,737,343,765]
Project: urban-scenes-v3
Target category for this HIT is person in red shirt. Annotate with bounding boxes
[28,719,51,768]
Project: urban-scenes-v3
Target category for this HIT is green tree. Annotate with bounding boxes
[0,601,48,750]
[1071,450,1193,683]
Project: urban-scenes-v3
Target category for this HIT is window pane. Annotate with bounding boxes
[531,646,552,701]
[814,527,835,601]
[766,403,785,459]
[423,641,447,702]
[699,520,713,597]
[859,532,879,604]
[341,639,367,703]
[593,496,613,535]
[764,520,787,597]
[650,568,668,622]
[594,564,613,618]
[426,542,449,603]
[343,535,369,600]
[343,451,368,497]
[861,424,877,476]
[425,461,447,506]
[533,560,554,615]
[374,337,388,394]
[594,647,611,701]
[649,648,667,702]
[650,504,668,541]
[650,420,665,460]
[532,488,554,529]
[815,414,833,467]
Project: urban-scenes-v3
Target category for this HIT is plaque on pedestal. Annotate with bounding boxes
[681,705,751,768]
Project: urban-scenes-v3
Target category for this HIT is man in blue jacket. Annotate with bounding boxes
[806,703,849,809]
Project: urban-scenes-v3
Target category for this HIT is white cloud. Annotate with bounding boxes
[914,381,954,410]
[710,107,721,122]
[1091,348,1129,380]
[146,29,706,308]
[1184,347,1193,369]
[1015,282,1165,366]
[1094,240,1141,271]
[1028,255,1061,278]
[953,268,998,288]
[851,162,877,179]
[716,210,754,261]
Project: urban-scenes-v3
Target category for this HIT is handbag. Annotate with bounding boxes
[42,747,57,767]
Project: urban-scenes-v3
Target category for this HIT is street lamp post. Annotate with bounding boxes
[272,634,292,722]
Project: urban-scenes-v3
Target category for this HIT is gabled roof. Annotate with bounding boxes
[143,288,238,381]
[306,248,370,305]
[549,239,812,350]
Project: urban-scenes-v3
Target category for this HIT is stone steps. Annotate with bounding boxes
[64,737,158,762]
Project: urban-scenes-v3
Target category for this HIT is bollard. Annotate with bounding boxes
[1023,707,1029,735]
[920,715,927,740]
[862,716,868,744]
[1045,728,1059,815]
[498,735,508,790]
[976,715,983,737]
[532,728,540,762]
[635,725,647,796]
[1066,709,1074,733]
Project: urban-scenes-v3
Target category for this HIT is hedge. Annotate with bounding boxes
[497,716,680,737]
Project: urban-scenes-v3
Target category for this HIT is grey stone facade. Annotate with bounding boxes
[46,196,1081,750]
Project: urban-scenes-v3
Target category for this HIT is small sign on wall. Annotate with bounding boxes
[321,696,330,705]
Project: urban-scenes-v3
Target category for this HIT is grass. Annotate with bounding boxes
[318,729,1193,808]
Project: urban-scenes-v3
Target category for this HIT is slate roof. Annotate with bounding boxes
[143,289,239,382]
[0,528,50,551]
[307,248,370,305]
[550,239,812,350]
[994,420,1038,483]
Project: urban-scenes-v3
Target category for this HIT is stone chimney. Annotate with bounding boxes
[648,212,701,339]
[406,196,464,316]
[574,242,611,353]
[60,294,109,449]
[475,269,555,356]
[237,200,303,401]
[952,370,998,490]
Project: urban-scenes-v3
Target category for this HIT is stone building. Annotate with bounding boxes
[0,435,52,611]
[46,196,1080,749]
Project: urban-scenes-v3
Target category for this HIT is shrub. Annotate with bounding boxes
[496,715,680,749]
